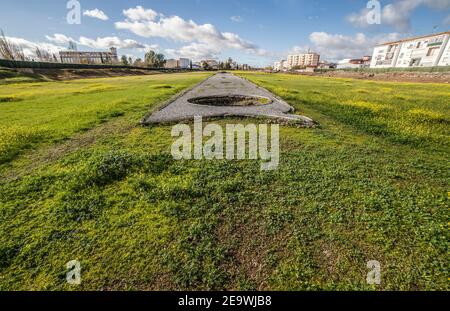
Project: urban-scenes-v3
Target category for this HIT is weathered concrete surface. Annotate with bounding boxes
[143,72,314,125]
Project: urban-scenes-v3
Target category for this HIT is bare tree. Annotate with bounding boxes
[35,47,53,62]
[0,30,25,61]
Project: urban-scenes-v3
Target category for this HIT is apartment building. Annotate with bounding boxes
[287,53,320,69]
[164,58,191,69]
[59,47,118,64]
[370,31,450,68]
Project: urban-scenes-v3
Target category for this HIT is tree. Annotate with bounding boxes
[35,47,52,62]
[201,61,211,70]
[128,57,133,66]
[0,30,25,61]
[145,50,166,68]
[120,55,129,66]
[133,58,143,67]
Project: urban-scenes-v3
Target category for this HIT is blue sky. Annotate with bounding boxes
[1,0,449,65]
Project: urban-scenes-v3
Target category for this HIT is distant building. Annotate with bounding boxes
[201,59,219,70]
[273,61,281,71]
[164,58,191,69]
[165,59,179,69]
[370,31,450,68]
[273,60,288,71]
[336,59,361,69]
[317,62,337,69]
[362,56,372,67]
[287,52,320,69]
[59,47,118,64]
[336,56,372,69]
[178,58,191,69]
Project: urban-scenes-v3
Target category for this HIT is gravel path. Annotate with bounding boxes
[143,72,314,125]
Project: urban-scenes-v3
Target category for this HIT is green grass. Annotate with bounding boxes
[0,71,449,290]
[0,73,208,164]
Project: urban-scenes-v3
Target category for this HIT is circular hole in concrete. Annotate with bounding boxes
[188,95,271,107]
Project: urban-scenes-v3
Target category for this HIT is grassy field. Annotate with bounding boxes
[0,71,448,290]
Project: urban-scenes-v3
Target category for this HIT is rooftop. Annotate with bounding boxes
[376,31,450,47]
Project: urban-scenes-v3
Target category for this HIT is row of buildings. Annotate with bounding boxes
[54,31,450,70]
[274,52,372,71]
[273,31,450,71]
[194,58,252,70]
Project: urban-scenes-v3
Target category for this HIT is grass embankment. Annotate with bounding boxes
[0,71,448,290]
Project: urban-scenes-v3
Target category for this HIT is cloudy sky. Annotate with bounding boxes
[1,0,449,65]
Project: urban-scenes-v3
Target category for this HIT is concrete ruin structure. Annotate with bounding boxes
[59,47,118,64]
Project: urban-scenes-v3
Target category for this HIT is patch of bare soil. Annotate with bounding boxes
[313,71,450,83]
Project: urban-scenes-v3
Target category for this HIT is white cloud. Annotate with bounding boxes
[83,9,109,21]
[79,36,143,49]
[3,36,65,59]
[115,6,266,60]
[302,32,403,61]
[231,16,243,22]
[46,34,157,51]
[123,6,158,21]
[165,43,218,59]
[347,0,450,32]
[45,34,75,45]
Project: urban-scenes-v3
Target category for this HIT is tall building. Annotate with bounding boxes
[178,58,191,69]
[287,53,320,69]
[59,47,118,64]
[370,31,450,68]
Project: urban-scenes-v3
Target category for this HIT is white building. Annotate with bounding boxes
[370,31,450,68]
[178,58,191,69]
[336,59,362,69]
[287,53,320,69]
[273,60,288,71]
[165,59,178,69]
[336,56,372,69]
[273,61,281,71]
